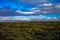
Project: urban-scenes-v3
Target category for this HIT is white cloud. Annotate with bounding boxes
[0,17,13,21]
[39,0,48,2]
[38,3,52,6]
[13,17,31,21]
[16,10,34,14]
[0,16,59,22]
[42,11,48,14]
[55,4,60,8]
[16,9,40,15]
[31,7,39,10]
[54,17,57,19]
[43,3,52,6]
[47,17,58,20]
[0,16,31,22]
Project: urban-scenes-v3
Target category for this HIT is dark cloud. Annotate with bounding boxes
[0,8,20,16]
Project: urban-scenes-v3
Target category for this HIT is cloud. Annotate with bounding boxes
[0,0,60,16]
[15,3,60,15]
[16,9,40,15]
[0,15,59,22]
[37,3,60,14]
[0,16,31,22]
[14,18,31,21]
[46,16,56,19]
[18,0,48,5]
[55,3,60,8]
[38,3,52,6]
[16,10,35,14]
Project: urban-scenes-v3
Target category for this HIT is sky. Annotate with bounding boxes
[0,0,60,21]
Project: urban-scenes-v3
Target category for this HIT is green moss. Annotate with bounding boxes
[0,22,60,40]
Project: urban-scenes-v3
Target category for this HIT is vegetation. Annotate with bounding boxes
[0,22,60,40]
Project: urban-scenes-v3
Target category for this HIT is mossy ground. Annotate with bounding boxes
[0,22,60,40]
